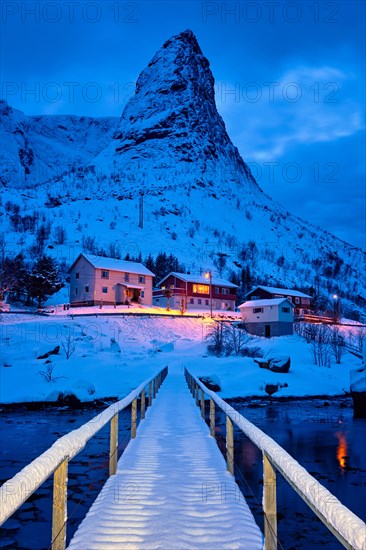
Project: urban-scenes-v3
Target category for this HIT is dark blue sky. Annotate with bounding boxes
[1,0,365,249]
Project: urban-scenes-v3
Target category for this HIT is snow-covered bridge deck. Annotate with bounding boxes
[67,370,263,550]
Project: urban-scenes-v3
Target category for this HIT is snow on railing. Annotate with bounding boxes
[0,366,168,550]
[185,369,366,550]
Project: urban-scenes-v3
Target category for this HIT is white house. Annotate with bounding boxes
[238,298,294,337]
[68,253,155,306]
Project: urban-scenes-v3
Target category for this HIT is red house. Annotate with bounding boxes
[245,285,312,316]
[153,272,238,311]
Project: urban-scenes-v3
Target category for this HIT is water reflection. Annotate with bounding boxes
[335,431,348,470]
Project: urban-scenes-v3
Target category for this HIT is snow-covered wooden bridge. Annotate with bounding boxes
[1,367,366,550]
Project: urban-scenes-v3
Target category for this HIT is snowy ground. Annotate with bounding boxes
[0,314,363,404]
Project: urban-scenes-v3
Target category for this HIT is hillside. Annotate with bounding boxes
[0,30,365,317]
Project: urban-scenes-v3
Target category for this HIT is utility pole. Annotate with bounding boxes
[205,270,213,318]
[138,192,144,229]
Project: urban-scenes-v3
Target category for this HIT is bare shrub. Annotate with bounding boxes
[54,225,67,244]
[62,330,76,359]
[38,362,64,382]
[206,322,226,356]
[310,325,331,367]
[329,327,346,364]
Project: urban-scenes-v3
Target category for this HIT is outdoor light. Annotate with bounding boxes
[205,271,213,318]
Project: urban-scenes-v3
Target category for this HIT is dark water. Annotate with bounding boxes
[214,397,366,550]
[1,399,365,549]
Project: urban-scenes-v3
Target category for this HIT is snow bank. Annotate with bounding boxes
[0,368,166,525]
[189,371,366,550]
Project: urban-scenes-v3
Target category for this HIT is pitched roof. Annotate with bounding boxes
[246,285,311,298]
[238,298,294,308]
[69,253,155,277]
[157,272,239,289]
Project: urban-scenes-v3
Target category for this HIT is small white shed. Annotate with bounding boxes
[238,298,294,337]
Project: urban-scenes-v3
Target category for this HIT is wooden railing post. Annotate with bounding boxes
[52,458,68,550]
[131,398,137,439]
[153,377,157,399]
[210,398,215,437]
[109,413,118,476]
[263,453,277,550]
[149,381,153,405]
[226,416,234,475]
[141,388,146,419]
[200,389,205,418]
[195,384,199,406]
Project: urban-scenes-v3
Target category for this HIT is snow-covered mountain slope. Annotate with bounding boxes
[0,30,365,315]
[0,100,118,188]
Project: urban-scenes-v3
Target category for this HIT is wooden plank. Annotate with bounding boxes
[200,389,205,418]
[226,416,234,475]
[210,398,215,437]
[109,414,118,476]
[141,389,146,419]
[52,458,68,550]
[131,398,137,439]
[263,453,277,550]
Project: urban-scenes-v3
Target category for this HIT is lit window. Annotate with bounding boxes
[253,307,263,313]
[85,285,89,293]
[139,275,145,283]
[192,284,209,294]
[101,270,109,279]
[102,287,108,294]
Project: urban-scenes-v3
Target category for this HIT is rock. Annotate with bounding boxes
[57,392,81,408]
[268,356,291,373]
[351,392,366,418]
[198,375,221,392]
[37,345,60,359]
[264,382,288,397]
[254,356,290,373]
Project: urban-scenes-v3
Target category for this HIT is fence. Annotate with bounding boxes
[0,367,168,550]
[185,369,366,550]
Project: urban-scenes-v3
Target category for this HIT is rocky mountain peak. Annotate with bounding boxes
[96,30,258,193]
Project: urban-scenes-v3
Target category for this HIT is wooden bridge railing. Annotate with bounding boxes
[185,369,366,550]
[0,366,168,550]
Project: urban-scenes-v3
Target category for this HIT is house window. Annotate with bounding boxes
[222,288,230,294]
[139,275,145,284]
[214,287,220,294]
[85,285,89,293]
[141,290,145,298]
[251,295,259,300]
[101,270,109,279]
[282,307,290,313]
[295,297,300,304]
[75,272,79,279]
[75,288,78,295]
[102,287,108,294]
[253,307,263,313]
[205,299,209,305]
[275,294,283,298]
[193,284,209,294]
[124,273,129,282]
[190,298,194,304]
[198,299,202,305]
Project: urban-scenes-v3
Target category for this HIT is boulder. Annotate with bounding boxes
[350,364,366,418]
[37,345,60,359]
[254,355,290,373]
[198,375,221,392]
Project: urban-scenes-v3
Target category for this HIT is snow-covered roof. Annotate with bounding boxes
[246,285,311,298]
[70,253,155,277]
[238,298,294,308]
[158,272,239,289]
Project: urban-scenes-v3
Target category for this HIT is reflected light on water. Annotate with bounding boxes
[335,431,348,470]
